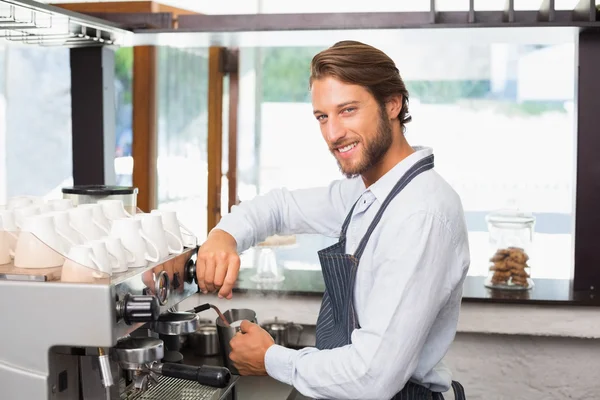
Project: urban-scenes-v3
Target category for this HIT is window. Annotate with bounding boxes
[0,44,72,203]
[234,39,575,279]
[114,47,134,187]
[155,47,210,241]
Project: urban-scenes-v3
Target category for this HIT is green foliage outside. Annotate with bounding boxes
[260,47,567,115]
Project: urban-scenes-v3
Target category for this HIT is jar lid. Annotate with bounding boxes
[486,209,536,225]
[62,185,138,195]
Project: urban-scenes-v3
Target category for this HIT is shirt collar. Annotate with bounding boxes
[367,146,434,202]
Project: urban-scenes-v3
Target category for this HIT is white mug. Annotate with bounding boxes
[7,196,33,210]
[86,239,118,276]
[101,236,135,273]
[110,218,159,268]
[77,204,111,233]
[14,214,65,268]
[68,207,107,241]
[13,205,40,229]
[150,210,192,249]
[136,213,183,260]
[0,210,18,258]
[61,244,105,283]
[48,211,81,253]
[98,199,133,220]
[48,198,74,212]
[0,211,18,264]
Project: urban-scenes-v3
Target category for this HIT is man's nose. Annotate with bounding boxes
[326,117,345,144]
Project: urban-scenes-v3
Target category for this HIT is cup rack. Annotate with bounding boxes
[0,0,132,47]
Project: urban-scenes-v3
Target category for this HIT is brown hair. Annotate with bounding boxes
[310,40,412,132]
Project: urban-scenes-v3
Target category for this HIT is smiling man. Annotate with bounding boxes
[195,41,470,400]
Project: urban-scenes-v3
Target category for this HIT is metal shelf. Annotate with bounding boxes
[0,0,132,47]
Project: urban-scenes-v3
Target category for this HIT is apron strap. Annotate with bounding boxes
[338,198,360,241]
[354,154,434,260]
[450,380,467,400]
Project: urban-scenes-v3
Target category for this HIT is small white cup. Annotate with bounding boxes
[0,210,18,265]
[48,199,74,212]
[86,239,118,276]
[13,205,40,229]
[14,214,65,268]
[61,244,105,282]
[98,199,133,220]
[47,211,81,254]
[101,236,135,273]
[0,210,18,258]
[137,213,183,260]
[151,209,192,249]
[77,204,111,233]
[7,196,33,210]
[110,218,159,268]
[68,207,107,241]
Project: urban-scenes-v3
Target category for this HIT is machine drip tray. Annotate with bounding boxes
[120,375,237,400]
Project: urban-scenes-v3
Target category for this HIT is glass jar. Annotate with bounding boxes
[484,209,535,290]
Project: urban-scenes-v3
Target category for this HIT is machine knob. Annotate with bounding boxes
[118,294,160,325]
[185,258,197,284]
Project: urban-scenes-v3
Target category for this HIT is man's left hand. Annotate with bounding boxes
[229,320,275,375]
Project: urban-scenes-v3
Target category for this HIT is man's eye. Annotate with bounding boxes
[342,107,355,113]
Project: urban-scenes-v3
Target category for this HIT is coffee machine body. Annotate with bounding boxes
[0,248,234,400]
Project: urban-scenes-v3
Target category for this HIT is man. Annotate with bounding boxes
[196,41,470,400]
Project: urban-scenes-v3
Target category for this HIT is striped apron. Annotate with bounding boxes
[312,154,466,400]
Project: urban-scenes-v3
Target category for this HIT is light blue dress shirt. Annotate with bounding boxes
[215,146,471,399]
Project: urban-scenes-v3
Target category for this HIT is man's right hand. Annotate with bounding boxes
[196,229,241,299]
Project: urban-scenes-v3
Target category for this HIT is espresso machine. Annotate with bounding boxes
[0,187,237,400]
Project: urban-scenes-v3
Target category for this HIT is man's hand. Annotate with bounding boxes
[229,320,275,376]
[196,229,241,299]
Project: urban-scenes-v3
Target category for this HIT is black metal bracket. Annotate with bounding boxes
[220,49,239,75]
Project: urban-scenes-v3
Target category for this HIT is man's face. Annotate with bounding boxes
[311,76,393,179]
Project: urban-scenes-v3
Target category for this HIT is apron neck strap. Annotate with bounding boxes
[353,154,435,260]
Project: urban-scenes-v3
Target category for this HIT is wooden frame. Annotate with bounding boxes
[207,47,225,233]
[54,2,200,212]
[227,50,240,214]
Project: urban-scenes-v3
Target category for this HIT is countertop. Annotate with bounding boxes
[232,267,600,306]
[181,348,294,400]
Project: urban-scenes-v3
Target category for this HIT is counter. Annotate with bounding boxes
[233,267,600,307]
[180,348,294,400]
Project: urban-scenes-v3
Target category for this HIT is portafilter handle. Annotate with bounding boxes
[151,363,231,388]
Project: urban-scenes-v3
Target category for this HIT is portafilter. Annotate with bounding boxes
[112,337,231,391]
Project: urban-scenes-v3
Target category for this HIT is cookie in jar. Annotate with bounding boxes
[484,210,535,290]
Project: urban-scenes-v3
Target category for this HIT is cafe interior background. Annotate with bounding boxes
[1,0,599,399]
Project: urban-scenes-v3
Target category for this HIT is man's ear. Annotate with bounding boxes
[386,95,403,120]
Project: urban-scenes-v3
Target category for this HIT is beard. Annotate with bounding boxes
[333,106,393,179]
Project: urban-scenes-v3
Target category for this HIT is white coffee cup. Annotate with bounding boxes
[110,218,159,268]
[7,196,33,210]
[14,214,65,268]
[0,210,18,264]
[86,239,118,276]
[98,199,133,220]
[13,205,40,229]
[48,211,81,254]
[77,204,111,233]
[101,236,135,273]
[0,231,13,265]
[136,213,183,260]
[68,206,107,241]
[61,244,105,283]
[150,210,192,249]
[48,198,74,212]
[0,210,18,257]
